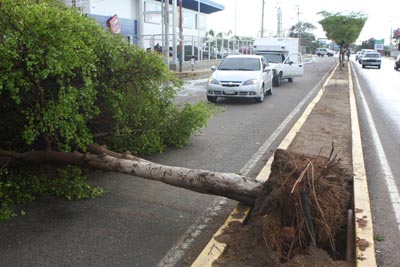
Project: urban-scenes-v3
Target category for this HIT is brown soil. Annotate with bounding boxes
[212,65,356,267]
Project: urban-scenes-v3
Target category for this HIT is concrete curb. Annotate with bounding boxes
[173,69,212,79]
[191,62,377,266]
[348,63,377,266]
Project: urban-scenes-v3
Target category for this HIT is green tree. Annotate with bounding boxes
[0,0,214,218]
[361,38,376,49]
[318,11,367,66]
[289,22,317,54]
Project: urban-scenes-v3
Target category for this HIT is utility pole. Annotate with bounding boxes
[296,5,302,50]
[260,0,265,38]
[277,7,282,37]
[197,0,200,61]
[234,0,237,37]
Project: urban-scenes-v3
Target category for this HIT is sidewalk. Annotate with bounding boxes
[192,62,377,267]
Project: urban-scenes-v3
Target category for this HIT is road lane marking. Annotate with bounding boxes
[157,197,229,267]
[353,64,400,230]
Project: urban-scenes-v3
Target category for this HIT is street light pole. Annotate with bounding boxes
[164,0,170,67]
[178,0,183,72]
[172,0,177,67]
[261,0,265,38]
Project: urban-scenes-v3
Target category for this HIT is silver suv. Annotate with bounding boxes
[316,48,335,57]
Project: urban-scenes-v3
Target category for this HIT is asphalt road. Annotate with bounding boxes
[0,57,337,267]
[352,56,400,267]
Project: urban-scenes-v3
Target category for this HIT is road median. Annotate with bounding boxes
[192,61,377,267]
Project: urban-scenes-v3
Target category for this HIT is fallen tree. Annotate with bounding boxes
[0,145,263,205]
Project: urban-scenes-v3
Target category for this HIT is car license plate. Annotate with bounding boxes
[224,89,235,95]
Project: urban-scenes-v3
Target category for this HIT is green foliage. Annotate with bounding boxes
[0,0,102,151]
[0,0,209,156]
[318,11,367,47]
[0,166,106,220]
[163,102,215,148]
[361,38,376,50]
[0,0,214,216]
[289,22,318,53]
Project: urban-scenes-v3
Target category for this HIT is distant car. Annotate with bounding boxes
[315,48,335,57]
[394,55,400,71]
[360,52,381,69]
[357,49,376,63]
[206,55,273,103]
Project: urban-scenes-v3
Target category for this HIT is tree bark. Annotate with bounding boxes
[0,146,263,205]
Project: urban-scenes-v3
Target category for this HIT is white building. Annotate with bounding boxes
[63,0,224,61]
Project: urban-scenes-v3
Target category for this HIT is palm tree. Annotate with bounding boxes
[216,31,224,58]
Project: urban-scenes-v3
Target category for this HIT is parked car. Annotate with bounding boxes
[315,48,335,57]
[360,52,381,69]
[206,55,273,103]
[394,55,400,71]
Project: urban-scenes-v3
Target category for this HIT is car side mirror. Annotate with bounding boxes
[264,66,272,72]
[211,66,216,71]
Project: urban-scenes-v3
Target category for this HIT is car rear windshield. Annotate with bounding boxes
[218,58,260,71]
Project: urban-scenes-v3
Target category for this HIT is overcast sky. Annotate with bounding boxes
[208,0,400,44]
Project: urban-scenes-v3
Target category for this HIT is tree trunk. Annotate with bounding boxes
[0,146,263,205]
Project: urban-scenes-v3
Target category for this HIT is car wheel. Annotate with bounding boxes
[257,87,265,103]
[273,74,281,87]
[288,77,294,83]
[207,96,217,103]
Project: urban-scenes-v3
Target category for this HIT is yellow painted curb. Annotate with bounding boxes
[348,63,377,267]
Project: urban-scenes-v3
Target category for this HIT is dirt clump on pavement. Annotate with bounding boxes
[212,65,355,267]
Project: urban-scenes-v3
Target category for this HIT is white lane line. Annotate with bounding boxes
[353,68,400,230]
[157,197,228,267]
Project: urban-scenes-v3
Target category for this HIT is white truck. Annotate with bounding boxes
[252,37,304,86]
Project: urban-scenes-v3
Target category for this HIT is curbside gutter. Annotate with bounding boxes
[191,62,377,266]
